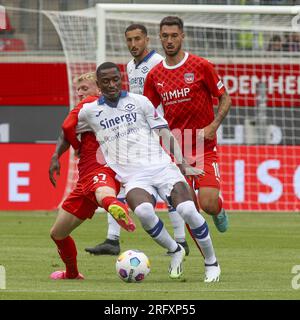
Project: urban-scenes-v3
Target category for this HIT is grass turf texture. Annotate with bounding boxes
[0,211,299,300]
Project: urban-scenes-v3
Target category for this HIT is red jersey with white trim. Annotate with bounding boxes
[144,52,225,158]
[62,96,106,179]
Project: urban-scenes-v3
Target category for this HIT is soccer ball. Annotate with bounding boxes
[116,249,150,283]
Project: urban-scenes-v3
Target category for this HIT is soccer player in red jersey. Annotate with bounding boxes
[144,16,232,233]
[49,72,100,188]
[48,72,135,280]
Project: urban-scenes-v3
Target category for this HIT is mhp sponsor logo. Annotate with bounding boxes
[100,112,137,129]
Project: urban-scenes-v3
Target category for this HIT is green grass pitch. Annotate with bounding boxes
[0,210,299,300]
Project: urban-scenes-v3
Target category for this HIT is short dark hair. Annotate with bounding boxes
[160,16,184,31]
[125,24,148,36]
[96,62,120,78]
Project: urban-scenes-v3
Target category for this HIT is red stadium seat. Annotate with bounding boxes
[0,38,25,51]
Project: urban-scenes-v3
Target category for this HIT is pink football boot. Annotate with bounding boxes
[50,270,84,280]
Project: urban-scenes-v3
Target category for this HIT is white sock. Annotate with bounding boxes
[198,234,217,265]
[176,201,217,264]
[168,207,186,243]
[134,202,177,252]
[107,213,121,241]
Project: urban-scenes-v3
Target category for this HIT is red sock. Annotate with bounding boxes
[52,236,79,279]
[101,196,117,211]
[217,197,223,214]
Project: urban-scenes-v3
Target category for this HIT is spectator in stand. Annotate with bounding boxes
[282,33,300,52]
[267,35,282,51]
[290,33,300,52]
[282,33,291,52]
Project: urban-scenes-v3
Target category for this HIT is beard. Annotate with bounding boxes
[164,43,181,57]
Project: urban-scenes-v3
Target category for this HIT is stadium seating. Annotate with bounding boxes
[0,38,25,51]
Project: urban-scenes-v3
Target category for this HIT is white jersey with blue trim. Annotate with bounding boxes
[127,50,163,95]
[77,91,171,182]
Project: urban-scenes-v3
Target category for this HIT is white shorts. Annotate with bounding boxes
[123,163,186,205]
[117,186,126,201]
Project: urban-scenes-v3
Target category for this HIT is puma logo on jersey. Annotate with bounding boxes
[157,82,164,87]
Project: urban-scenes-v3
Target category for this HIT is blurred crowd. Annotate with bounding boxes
[267,33,300,52]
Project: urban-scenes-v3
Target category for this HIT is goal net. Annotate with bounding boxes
[11,4,299,212]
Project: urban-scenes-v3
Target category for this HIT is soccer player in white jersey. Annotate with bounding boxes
[71,62,221,282]
[86,24,190,257]
[126,24,163,95]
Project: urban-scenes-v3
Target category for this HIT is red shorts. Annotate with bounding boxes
[186,150,221,190]
[62,167,120,220]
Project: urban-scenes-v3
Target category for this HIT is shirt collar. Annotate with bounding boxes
[162,51,189,70]
[98,90,128,108]
[135,50,156,68]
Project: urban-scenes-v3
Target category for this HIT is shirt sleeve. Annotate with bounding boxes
[77,107,91,133]
[62,106,81,149]
[143,71,162,108]
[203,59,226,98]
[62,102,91,150]
[140,95,168,129]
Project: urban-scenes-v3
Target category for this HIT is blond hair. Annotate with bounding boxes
[73,72,96,84]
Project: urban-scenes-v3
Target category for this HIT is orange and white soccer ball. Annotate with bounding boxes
[116,249,150,283]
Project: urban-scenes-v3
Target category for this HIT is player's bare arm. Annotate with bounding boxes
[157,127,204,177]
[49,131,70,187]
[203,91,232,140]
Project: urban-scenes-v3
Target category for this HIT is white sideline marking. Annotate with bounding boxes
[2,288,294,293]
[0,266,6,289]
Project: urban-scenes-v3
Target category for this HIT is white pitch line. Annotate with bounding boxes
[1,288,295,293]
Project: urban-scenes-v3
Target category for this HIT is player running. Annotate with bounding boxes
[86,24,190,257]
[144,16,232,233]
[68,62,221,282]
[48,72,135,280]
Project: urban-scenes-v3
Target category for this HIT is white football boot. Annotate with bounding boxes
[168,244,185,279]
[204,262,221,283]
